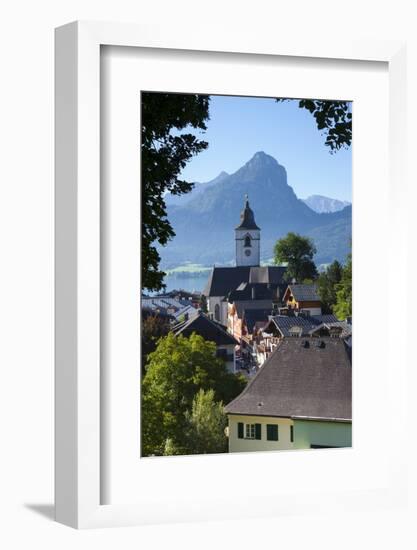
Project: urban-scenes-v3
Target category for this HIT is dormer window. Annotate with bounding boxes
[244,235,251,247]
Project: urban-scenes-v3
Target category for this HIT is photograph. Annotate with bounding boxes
[141,92,352,457]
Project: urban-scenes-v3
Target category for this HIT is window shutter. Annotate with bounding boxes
[238,422,244,439]
[255,423,262,440]
[267,424,278,441]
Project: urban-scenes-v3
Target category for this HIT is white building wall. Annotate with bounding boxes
[207,296,228,326]
[235,229,260,267]
[227,414,352,452]
[228,415,294,453]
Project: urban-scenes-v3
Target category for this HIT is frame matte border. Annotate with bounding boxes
[55,20,407,529]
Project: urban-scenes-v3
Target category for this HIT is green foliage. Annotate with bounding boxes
[142,92,210,292]
[141,332,246,456]
[183,389,228,455]
[141,313,171,375]
[317,260,343,313]
[273,232,318,282]
[334,253,352,320]
[277,99,352,152]
[200,294,208,313]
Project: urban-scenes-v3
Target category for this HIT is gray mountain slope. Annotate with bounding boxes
[159,152,351,268]
[302,194,351,213]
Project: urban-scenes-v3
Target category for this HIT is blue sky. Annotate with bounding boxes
[179,95,352,202]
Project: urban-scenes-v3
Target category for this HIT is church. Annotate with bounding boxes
[203,196,287,326]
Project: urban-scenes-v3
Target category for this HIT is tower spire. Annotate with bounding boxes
[235,195,261,267]
[235,195,260,230]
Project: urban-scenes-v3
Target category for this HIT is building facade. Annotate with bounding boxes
[203,196,286,325]
[225,336,352,452]
[227,415,351,452]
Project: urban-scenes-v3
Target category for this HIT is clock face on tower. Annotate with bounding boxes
[245,249,251,257]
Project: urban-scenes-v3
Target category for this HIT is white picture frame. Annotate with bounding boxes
[55,21,408,529]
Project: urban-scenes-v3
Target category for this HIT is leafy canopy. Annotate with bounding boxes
[273,232,318,282]
[141,313,171,375]
[277,98,352,152]
[317,260,343,314]
[182,389,228,455]
[142,92,210,291]
[141,332,246,456]
[334,253,352,320]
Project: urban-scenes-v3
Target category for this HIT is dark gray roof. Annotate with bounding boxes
[228,282,280,303]
[204,266,287,297]
[287,284,320,302]
[309,321,352,339]
[172,312,238,346]
[243,309,274,333]
[225,337,352,421]
[264,314,339,337]
[235,196,260,230]
[249,266,287,284]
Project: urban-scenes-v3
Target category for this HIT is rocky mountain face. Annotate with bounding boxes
[160,152,351,268]
[164,171,230,205]
[302,194,351,213]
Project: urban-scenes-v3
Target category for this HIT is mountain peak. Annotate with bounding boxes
[251,151,278,163]
[234,151,286,184]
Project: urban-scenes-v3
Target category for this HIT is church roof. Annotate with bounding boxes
[235,196,260,230]
[203,266,287,297]
[228,282,280,303]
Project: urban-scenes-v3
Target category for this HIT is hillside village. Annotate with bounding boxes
[142,197,352,455]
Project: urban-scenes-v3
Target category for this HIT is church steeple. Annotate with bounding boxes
[235,195,261,267]
[235,194,260,230]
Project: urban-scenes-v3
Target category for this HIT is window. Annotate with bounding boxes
[214,303,220,321]
[266,424,279,441]
[239,423,262,440]
[244,235,251,247]
[290,425,294,443]
[245,424,255,439]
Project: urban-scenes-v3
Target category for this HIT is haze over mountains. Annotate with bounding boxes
[302,195,351,214]
[161,152,351,269]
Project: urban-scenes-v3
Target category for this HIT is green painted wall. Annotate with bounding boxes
[293,420,352,449]
[227,414,352,453]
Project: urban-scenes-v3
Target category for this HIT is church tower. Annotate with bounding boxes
[235,195,261,267]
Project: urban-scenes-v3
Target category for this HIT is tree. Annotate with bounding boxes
[273,232,318,282]
[183,389,227,455]
[276,99,352,152]
[334,253,352,320]
[141,312,171,376]
[141,332,246,456]
[317,260,343,313]
[199,294,208,313]
[142,92,210,292]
